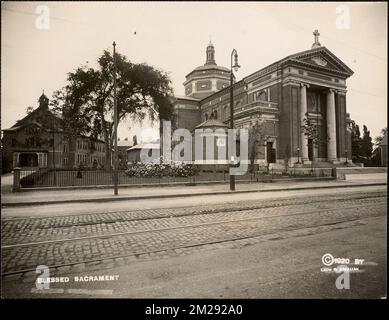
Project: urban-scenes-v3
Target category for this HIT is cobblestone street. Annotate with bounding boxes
[1,185,387,298]
[1,187,386,275]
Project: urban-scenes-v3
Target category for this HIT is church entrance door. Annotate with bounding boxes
[308,139,313,161]
[266,142,276,163]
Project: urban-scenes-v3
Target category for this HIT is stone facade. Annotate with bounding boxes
[173,31,354,167]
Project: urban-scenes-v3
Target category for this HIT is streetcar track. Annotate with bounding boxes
[1,195,385,246]
[35,195,387,229]
[1,191,386,229]
[2,215,384,277]
[2,201,385,249]
[2,192,386,276]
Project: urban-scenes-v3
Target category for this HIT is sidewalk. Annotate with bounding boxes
[1,173,386,207]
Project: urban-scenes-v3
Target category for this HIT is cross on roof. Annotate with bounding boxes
[312,29,321,49]
[313,29,320,43]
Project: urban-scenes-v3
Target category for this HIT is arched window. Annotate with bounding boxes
[223,105,229,120]
[255,90,267,101]
[214,110,218,119]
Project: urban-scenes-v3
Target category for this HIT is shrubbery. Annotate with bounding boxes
[125,161,199,178]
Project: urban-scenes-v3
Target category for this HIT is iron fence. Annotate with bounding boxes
[18,167,334,189]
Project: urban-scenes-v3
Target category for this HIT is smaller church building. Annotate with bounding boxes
[172,31,355,167]
[2,94,107,172]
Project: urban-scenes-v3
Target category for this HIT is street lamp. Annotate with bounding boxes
[297,147,300,164]
[229,49,240,191]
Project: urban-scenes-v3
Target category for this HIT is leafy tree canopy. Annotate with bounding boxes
[51,49,174,168]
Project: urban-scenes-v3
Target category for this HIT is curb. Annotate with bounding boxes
[1,182,386,208]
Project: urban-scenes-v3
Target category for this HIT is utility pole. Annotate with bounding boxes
[52,116,56,186]
[113,41,119,195]
[229,49,240,191]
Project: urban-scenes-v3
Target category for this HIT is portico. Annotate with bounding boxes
[298,83,341,164]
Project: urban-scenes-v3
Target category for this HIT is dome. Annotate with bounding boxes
[183,41,231,100]
[187,41,230,76]
[193,65,230,73]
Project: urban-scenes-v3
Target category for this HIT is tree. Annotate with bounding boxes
[248,114,266,173]
[374,127,387,147]
[52,49,174,169]
[301,117,326,164]
[350,122,362,163]
[360,125,373,163]
[370,127,387,166]
[350,122,374,165]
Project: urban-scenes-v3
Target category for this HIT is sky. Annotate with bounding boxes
[1,1,387,142]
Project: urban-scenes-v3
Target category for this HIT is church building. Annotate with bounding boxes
[172,30,354,167]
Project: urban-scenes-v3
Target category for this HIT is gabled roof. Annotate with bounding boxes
[245,46,354,82]
[3,107,60,132]
[195,46,354,105]
[288,46,354,76]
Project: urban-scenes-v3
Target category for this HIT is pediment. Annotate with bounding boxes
[300,55,338,69]
[288,47,354,77]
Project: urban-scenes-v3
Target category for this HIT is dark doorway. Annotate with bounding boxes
[19,153,38,167]
[308,139,313,161]
[266,141,276,163]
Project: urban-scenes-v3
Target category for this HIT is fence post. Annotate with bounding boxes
[332,167,337,178]
[12,167,21,192]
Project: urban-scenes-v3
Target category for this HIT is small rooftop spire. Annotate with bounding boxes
[38,91,49,109]
[312,29,321,49]
[205,40,216,65]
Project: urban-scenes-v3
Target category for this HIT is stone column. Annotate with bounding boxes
[300,83,309,163]
[326,89,337,162]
